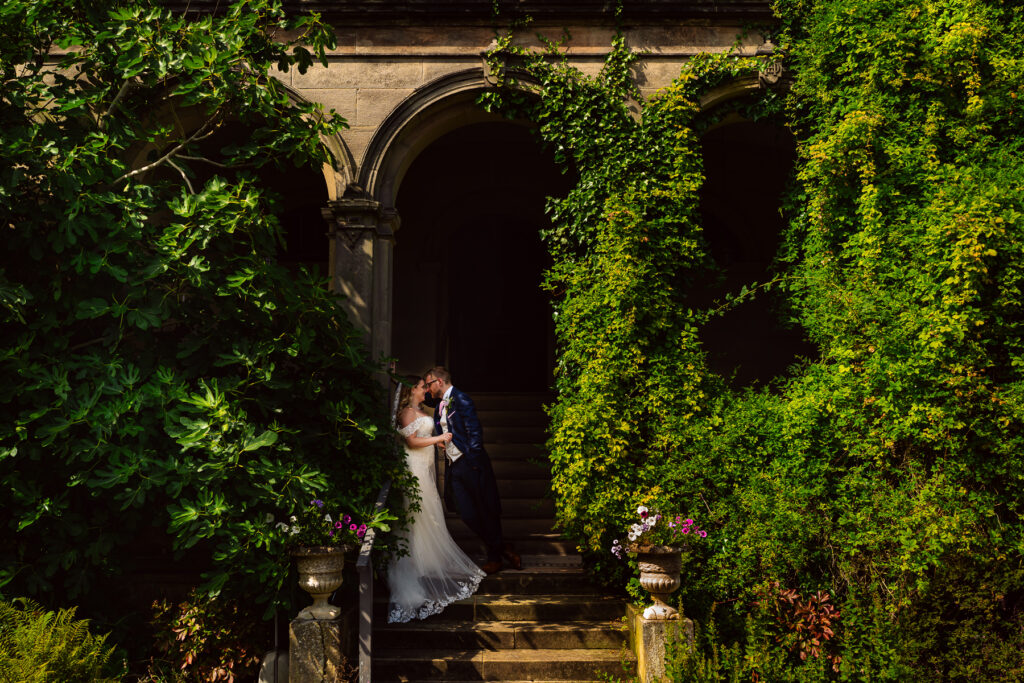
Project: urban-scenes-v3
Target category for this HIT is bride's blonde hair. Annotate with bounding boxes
[396,374,424,415]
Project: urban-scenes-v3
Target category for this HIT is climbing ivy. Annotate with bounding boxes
[484,0,1024,675]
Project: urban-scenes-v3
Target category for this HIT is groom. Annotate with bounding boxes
[423,366,520,574]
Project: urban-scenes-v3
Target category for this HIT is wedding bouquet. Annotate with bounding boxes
[611,505,708,558]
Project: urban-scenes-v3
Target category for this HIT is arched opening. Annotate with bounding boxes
[391,121,573,391]
[697,117,815,386]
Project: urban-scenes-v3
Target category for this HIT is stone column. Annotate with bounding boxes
[322,185,399,363]
[628,604,694,683]
[288,602,357,683]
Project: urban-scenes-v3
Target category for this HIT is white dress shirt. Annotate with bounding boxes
[438,386,464,462]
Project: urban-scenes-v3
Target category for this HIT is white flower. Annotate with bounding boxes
[637,505,649,516]
[290,526,300,536]
[628,532,638,541]
[264,513,275,524]
[289,515,298,523]
[324,513,333,523]
[275,522,290,532]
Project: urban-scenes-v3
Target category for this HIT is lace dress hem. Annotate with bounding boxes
[386,572,484,624]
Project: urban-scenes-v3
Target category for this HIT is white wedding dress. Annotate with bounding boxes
[387,414,486,623]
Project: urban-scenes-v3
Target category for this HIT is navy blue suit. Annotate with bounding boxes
[430,388,504,563]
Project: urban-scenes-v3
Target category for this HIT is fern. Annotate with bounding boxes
[0,598,120,683]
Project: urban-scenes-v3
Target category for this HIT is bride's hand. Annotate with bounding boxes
[440,433,453,444]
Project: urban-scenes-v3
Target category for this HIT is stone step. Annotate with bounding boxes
[455,537,578,557]
[374,594,625,623]
[478,409,549,427]
[374,647,635,681]
[485,426,548,444]
[496,479,551,498]
[475,568,602,596]
[448,518,556,538]
[491,459,551,478]
[486,444,549,464]
[470,393,553,411]
[473,497,553,517]
[375,619,628,650]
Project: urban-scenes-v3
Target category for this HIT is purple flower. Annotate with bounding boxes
[312,499,324,508]
[335,522,344,529]
[342,514,352,525]
[328,530,334,537]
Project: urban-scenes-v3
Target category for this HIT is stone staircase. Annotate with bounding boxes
[373,392,637,682]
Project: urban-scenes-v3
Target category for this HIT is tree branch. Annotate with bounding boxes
[167,158,195,194]
[99,80,133,131]
[112,110,223,187]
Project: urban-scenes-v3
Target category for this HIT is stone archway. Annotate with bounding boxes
[321,69,567,387]
[391,121,570,390]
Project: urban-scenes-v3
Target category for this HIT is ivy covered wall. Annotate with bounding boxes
[484,0,1024,676]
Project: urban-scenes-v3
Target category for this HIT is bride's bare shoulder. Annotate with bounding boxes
[398,407,425,428]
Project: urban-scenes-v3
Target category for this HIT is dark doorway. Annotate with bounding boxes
[393,121,572,391]
[697,118,815,386]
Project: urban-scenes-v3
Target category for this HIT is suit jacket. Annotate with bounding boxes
[428,387,486,460]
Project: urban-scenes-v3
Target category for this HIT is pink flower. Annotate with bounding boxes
[699,530,707,538]
[335,522,344,529]
[682,527,691,534]
[684,519,693,526]
[349,524,358,532]
[342,514,351,524]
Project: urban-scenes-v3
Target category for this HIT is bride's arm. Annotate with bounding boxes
[398,410,452,448]
[405,432,451,448]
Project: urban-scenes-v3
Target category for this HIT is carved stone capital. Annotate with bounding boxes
[322,185,398,249]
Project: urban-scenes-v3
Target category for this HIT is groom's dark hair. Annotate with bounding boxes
[425,365,451,383]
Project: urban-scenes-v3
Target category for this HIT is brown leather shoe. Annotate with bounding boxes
[481,560,503,574]
[502,544,522,570]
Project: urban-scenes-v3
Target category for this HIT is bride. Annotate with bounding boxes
[387,375,486,623]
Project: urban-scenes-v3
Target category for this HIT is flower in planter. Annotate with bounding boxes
[273,498,395,550]
[611,505,708,558]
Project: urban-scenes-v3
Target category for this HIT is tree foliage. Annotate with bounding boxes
[485,0,1024,676]
[0,0,403,634]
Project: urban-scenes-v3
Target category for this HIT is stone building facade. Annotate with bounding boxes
[169,1,783,389]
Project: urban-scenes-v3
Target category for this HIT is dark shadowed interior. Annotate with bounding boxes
[392,122,574,391]
[697,119,815,387]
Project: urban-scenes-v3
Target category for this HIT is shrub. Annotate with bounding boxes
[146,591,265,683]
[0,597,122,683]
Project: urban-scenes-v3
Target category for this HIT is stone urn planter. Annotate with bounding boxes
[632,544,683,620]
[292,546,348,620]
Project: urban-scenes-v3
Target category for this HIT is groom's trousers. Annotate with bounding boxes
[448,453,504,563]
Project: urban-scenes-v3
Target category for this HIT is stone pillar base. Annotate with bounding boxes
[289,604,356,683]
[628,604,694,683]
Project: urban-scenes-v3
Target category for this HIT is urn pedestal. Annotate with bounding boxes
[292,546,347,620]
[632,545,682,620]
